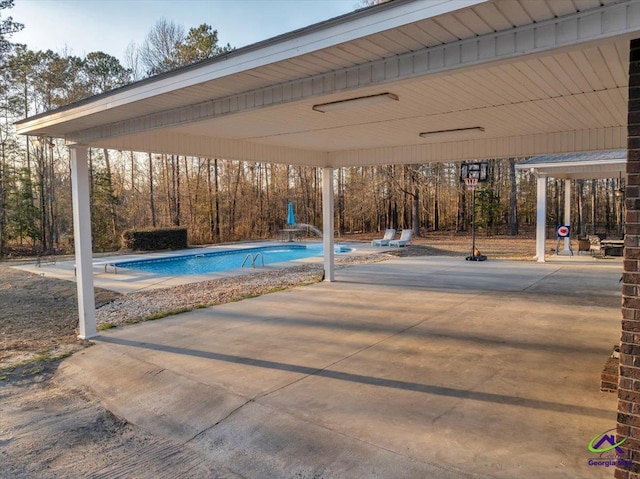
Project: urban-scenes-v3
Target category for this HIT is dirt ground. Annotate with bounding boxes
[360,230,539,260]
[0,232,546,478]
[0,265,121,369]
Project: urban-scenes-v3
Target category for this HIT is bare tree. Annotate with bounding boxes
[123,42,144,81]
[356,0,392,7]
[140,18,185,75]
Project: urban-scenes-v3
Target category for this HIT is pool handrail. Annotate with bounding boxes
[241,252,265,268]
[241,253,253,268]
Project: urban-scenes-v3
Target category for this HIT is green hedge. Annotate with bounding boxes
[121,228,188,251]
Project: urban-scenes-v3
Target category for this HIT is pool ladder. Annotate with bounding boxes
[241,252,265,268]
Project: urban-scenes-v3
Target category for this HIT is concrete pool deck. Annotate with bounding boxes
[56,255,621,478]
[13,240,375,294]
[13,240,617,294]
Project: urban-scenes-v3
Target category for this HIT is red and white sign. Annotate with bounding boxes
[556,225,570,237]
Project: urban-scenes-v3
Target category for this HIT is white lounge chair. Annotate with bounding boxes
[389,229,412,248]
[372,228,396,246]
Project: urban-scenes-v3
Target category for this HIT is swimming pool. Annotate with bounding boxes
[115,244,352,275]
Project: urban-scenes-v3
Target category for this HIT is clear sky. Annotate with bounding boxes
[10,0,358,61]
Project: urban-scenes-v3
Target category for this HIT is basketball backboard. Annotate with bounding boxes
[460,162,489,182]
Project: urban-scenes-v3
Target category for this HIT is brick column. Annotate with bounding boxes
[617,38,640,479]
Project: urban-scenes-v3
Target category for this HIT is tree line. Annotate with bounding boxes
[0,2,627,256]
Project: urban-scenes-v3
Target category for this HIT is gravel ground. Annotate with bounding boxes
[96,254,387,328]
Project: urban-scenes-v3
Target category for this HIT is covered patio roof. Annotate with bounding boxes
[15,0,640,167]
[516,149,627,262]
[515,149,627,180]
[14,3,640,470]
[12,0,640,339]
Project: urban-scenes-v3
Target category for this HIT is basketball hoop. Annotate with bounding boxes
[464,177,478,191]
[460,162,489,263]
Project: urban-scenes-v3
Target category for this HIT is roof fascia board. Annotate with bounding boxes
[16,0,485,135]
[55,0,640,145]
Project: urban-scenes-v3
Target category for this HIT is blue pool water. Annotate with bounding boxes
[116,244,351,275]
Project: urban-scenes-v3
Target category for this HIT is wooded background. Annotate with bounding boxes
[0,3,626,256]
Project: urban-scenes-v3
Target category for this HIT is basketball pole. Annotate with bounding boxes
[464,179,484,261]
[471,186,476,258]
[461,161,488,262]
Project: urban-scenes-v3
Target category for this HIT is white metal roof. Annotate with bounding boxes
[515,149,626,179]
[15,0,640,167]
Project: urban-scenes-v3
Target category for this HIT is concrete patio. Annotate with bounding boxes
[57,256,622,478]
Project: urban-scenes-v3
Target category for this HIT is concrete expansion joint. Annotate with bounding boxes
[521,266,563,292]
[183,398,255,446]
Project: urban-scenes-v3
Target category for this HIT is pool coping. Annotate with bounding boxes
[11,240,386,294]
[107,244,315,274]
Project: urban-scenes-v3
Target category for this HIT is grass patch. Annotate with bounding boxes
[98,322,117,331]
[228,285,296,303]
[0,349,75,382]
[33,350,73,363]
[24,366,44,376]
[142,307,193,322]
[33,350,51,362]
[230,293,260,302]
[0,365,16,378]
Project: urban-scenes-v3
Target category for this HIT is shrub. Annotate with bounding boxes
[121,228,187,251]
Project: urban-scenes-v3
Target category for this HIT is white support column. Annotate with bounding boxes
[70,146,97,339]
[322,167,335,282]
[535,174,547,263]
[564,179,571,253]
